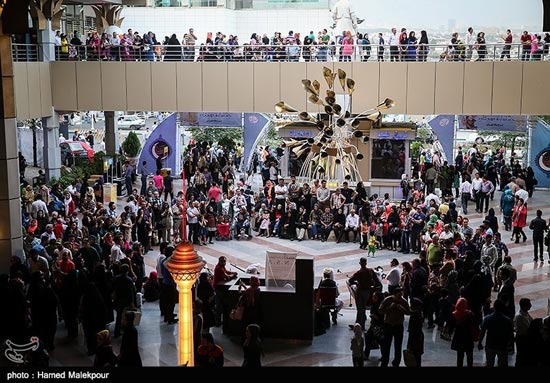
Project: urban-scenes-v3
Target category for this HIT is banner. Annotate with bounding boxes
[138,113,177,175]
[458,115,528,132]
[530,120,550,188]
[428,115,455,163]
[243,113,271,172]
[265,251,297,288]
[179,112,242,128]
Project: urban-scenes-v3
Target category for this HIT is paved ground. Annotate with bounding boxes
[21,170,550,366]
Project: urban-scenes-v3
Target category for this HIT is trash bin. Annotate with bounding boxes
[113,177,126,197]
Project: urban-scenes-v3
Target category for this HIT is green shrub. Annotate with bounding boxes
[122,131,141,157]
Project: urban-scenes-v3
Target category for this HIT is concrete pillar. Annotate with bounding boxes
[37,19,56,62]
[0,34,24,271]
[42,112,61,182]
[104,111,119,156]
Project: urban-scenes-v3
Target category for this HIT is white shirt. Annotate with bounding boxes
[274,184,288,200]
[386,266,401,286]
[425,193,441,206]
[459,181,472,194]
[465,32,476,46]
[472,178,483,191]
[345,213,359,229]
[388,33,399,46]
[110,244,126,265]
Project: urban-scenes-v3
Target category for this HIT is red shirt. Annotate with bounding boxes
[213,264,230,287]
[208,186,222,202]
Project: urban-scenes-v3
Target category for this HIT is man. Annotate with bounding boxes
[212,256,237,326]
[184,28,197,62]
[344,209,359,243]
[478,300,514,367]
[124,161,134,197]
[471,173,483,213]
[348,257,381,330]
[379,287,411,367]
[319,207,334,243]
[274,177,288,212]
[514,298,533,366]
[465,27,476,61]
[479,176,495,213]
[386,258,401,294]
[316,180,330,211]
[388,27,399,62]
[139,160,149,196]
[318,268,343,325]
[341,181,356,215]
[529,209,548,262]
[427,234,444,268]
[163,170,174,203]
[425,164,437,195]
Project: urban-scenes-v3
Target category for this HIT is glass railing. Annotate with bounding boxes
[11,42,550,63]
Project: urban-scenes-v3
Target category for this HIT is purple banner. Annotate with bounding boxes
[429,115,455,163]
[179,112,242,128]
[458,115,528,132]
[243,113,270,172]
[138,113,177,174]
[530,120,550,188]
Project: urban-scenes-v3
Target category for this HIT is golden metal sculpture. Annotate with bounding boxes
[91,4,125,34]
[30,0,64,31]
[277,66,394,183]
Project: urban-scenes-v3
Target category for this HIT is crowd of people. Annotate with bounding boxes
[3,131,550,367]
[40,26,550,63]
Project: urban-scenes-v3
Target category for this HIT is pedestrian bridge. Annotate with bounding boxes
[13,60,550,119]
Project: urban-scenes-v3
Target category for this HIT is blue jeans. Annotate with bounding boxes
[401,231,410,253]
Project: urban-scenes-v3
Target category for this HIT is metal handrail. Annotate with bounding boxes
[11,42,550,63]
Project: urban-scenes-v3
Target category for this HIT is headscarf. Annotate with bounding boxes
[453,297,470,322]
[96,330,111,347]
[149,271,158,282]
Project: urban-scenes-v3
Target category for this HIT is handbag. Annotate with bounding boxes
[229,305,244,321]
[403,349,417,367]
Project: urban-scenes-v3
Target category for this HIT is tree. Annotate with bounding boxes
[478,131,526,155]
[188,127,243,149]
[121,131,141,157]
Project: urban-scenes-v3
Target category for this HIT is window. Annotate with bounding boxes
[371,139,406,180]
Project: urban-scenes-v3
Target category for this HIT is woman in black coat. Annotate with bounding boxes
[118,311,142,367]
[242,324,263,367]
[449,297,476,367]
[80,282,107,355]
[164,34,182,62]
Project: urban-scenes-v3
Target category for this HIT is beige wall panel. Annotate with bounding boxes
[434,62,464,114]
[26,63,42,119]
[351,62,379,114]
[101,62,127,111]
[492,61,522,115]
[305,62,330,113]
[126,62,152,111]
[151,63,177,111]
[202,62,228,112]
[379,62,407,114]
[463,62,494,115]
[280,62,307,112]
[228,62,254,112]
[38,62,52,117]
[521,62,550,115]
[176,62,202,111]
[406,62,435,115]
[76,62,102,111]
[13,63,29,120]
[253,63,280,113]
[51,62,77,111]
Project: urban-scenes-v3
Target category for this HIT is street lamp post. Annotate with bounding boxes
[164,171,205,366]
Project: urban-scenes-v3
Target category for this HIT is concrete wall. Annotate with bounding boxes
[13,62,53,120]
[38,61,550,115]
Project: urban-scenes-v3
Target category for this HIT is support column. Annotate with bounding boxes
[37,19,55,62]
[42,112,61,182]
[0,34,24,271]
[104,111,119,156]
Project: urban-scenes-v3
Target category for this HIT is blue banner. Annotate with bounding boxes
[458,115,528,132]
[179,112,242,128]
[530,120,550,188]
[138,113,177,175]
[243,113,270,172]
[429,115,455,164]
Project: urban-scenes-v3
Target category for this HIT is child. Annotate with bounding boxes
[350,323,364,367]
[360,219,369,249]
[367,235,378,257]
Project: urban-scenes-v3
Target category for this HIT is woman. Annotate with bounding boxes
[512,197,527,243]
[341,31,354,62]
[80,282,107,356]
[449,297,476,367]
[118,311,142,367]
[239,275,262,339]
[476,32,487,61]
[197,272,215,333]
[417,30,429,62]
[242,324,263,367]
[94,330,118,367]
[164,34,182,62]
[407,31,417,61]
[406,298,424,367]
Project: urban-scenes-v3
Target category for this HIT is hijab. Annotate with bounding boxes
[453,297,470,322]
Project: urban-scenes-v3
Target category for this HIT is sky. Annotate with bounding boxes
[348,0,543,31]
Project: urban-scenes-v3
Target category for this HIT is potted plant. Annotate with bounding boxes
[121,131,141,164]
